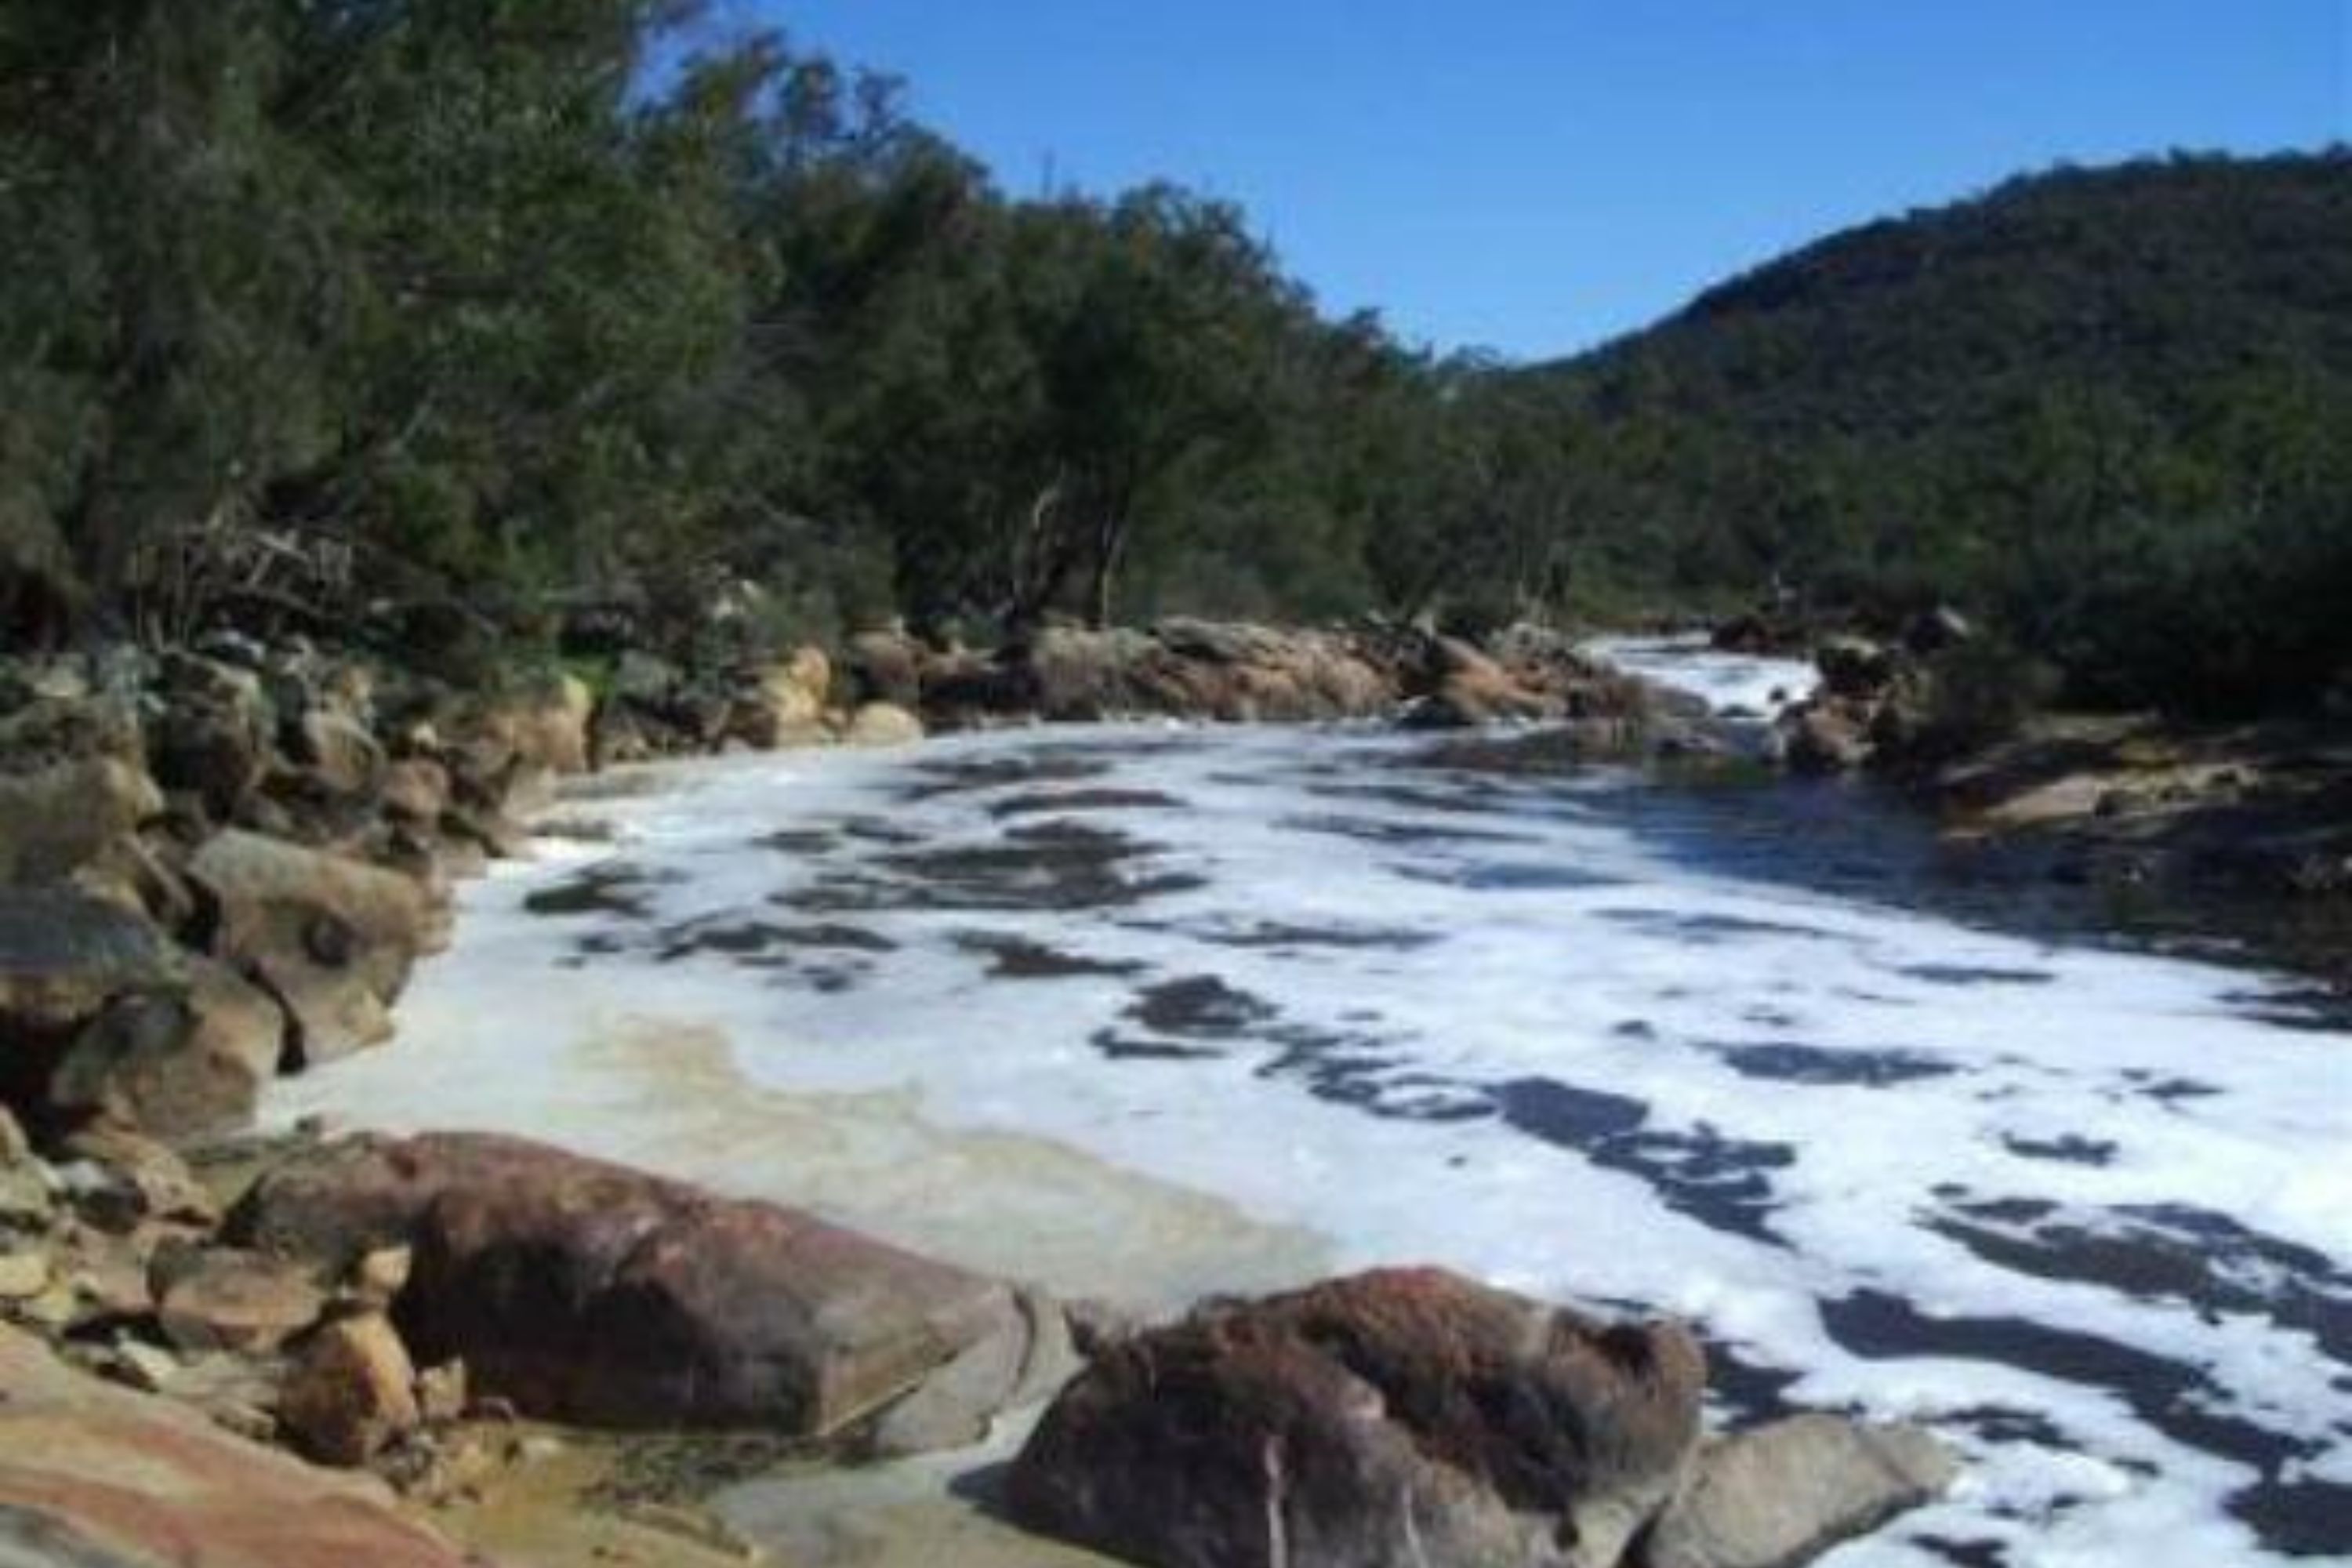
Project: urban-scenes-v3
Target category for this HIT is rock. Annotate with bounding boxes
[107,1335,185,1394]
[0,754,163,887]
[226,1131,1065,1443]
[0,890,178,1036]
[0,891,179,1131]
[49,958,287,1139]
[784,643,832,706]
[279,1311,422,1466]
[1640,1415,1960,1568]
[1781,704,1874,775]
[56,1126,220,1232]
[728,654,832,749]
[1816,637,1900,701]
[844,702,925,749]
[152,1245,327,1355]
[0,1323,473,1566]
[847,630,925,709]
[378,759,451,825]
[1007,1267,1706,1568]
[867,1283,1080,1457]
[350,1243,413,1309]
[289,709,387,798]
[416,1358,468,1424]
[485,672,595,778]
[148,654,275,820]
[1902,604,1973,657]
[0,1144,45,1232]
[0,1246,49,1300]
[187,830,434,1068]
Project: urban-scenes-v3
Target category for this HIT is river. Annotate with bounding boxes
[270,641,2352,1566]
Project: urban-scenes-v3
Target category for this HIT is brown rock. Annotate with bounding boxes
[1007,1267,1707,1568]
[416,1358,469,1424]
[227,1131,1062,1443]
[187,829,434,1068]
[844,702,925,749]
[0,754,165,887]
[0,1246,49,1300]
[728,656,832,749]
[350,1243,414,1308]
[0,1322,471,1566]
[279,1311,421,1465]
[1640,1415,1960,1568]
[0,889,177,1045]
[290,709,388,797]
[56,1126,220,1233]
[848,629,926,708]
[1782,702,1874,775]
[147,654,275,820]
[379,758,452,825]
[49,957,287,1139]
[152,1246,327,1355]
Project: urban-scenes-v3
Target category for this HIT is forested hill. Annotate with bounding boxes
[1516,151,2352,711]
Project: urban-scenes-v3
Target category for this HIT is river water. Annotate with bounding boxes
[272,642,2352,1566]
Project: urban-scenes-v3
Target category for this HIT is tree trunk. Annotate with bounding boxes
[1088,515,1127,630]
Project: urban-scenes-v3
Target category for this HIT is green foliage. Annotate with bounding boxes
[1522,150,2352,716]
[1911,639,2062,757]
[2,5,2343,729]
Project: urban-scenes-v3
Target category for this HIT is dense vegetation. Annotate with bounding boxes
[1516,151,2352,713]
[2,2,2347,717]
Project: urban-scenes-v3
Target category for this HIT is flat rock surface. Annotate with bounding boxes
[0,1323,473,1568]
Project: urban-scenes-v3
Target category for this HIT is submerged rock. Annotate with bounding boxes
[1006,1267,1705,1568]
[227,1131,1072,1446]
[1640,1414,1959,1568]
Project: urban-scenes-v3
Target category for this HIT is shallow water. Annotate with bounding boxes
[274,645,2352,1566]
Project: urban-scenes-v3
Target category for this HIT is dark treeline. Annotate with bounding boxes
[3,2,2348,717]
[0,0,1490,661]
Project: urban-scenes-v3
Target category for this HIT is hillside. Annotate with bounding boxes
[1520,150,2352,713]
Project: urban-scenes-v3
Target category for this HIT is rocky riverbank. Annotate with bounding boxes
[1758,619,2352,988]
[0,618,1958,1566]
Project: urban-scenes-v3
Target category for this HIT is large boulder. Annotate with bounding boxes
[187,832,436,1069]
[278,1310,422,1466]
[0,1323,473,1568]
[0,892,177,1040]
[286,709,387,799]
[847,629,926,710]
[1640,1415,1959,1568]
[844,702,925,749]
[727,652,832,750]
[151,1243,328,1356]
[0,755,163,887]
[146,654,274,821]
[224,1132,1073,1445]
[48,957,287,1139]
[1780,702,1874,775]
[1007,1267,1706,1568]
[0,891,179,1129]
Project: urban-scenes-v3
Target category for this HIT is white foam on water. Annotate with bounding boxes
[1584,633,1817,717]
[272,689,2352,1565]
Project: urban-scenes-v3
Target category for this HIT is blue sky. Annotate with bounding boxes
[728,2,2350,361]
